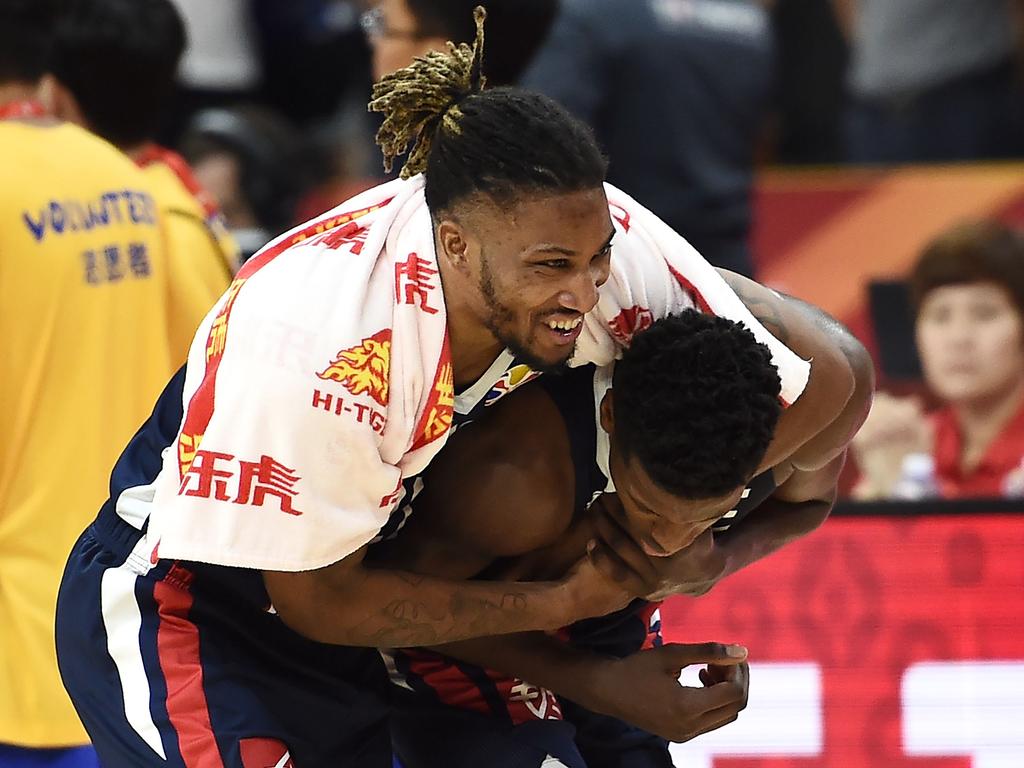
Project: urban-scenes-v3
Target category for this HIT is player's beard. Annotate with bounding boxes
[479,256,572,375]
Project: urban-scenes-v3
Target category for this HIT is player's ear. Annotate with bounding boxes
[436,219,471,273]
[599,389,615,434]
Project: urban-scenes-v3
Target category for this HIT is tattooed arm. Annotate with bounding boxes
[263,543,628,648]
[262,385,632,648]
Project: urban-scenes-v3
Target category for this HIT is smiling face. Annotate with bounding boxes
[437,187,615,372]
[916,281,1024,406]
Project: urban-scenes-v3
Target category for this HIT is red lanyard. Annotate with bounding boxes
[0,99,47,120]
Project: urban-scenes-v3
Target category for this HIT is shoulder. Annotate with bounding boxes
[142,162,206,218]
[421,382,577,557]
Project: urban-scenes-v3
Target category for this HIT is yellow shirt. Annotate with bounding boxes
[0,120,174,747]
[138,154,237,363]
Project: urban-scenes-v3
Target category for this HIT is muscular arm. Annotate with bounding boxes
[264,547,586,648]
[694,290,874,588]
[718,268,859,471]
[263,386,608,648]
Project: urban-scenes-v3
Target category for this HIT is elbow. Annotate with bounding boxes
[810,342,857,423]
[269,594,332,644]
[262,570,353,646]
[843,336,876,434]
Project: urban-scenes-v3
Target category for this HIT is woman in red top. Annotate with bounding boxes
[854,221,1024,499]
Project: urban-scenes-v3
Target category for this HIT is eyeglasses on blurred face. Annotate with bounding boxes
[360,5,431,41]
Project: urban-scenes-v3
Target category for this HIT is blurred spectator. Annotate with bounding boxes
[853,222,1024,499]
[362,0,558,85]
[770,0,848,164]
[45,0,239,360]
[0,2,180,764]
[522,0,775,277]
[173,0,261,95]
[838,0,1024,164]
[254,1,372,125]
[180,106,310,260]
[163,0,262,140]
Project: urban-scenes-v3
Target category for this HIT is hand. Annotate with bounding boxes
[649,529,728,599]
[585,642,751,743]
[561,554,633,623]
[587,497,728,600]
[851,392,933,499]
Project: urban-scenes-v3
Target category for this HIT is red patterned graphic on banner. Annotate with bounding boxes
[661,514,1024,768]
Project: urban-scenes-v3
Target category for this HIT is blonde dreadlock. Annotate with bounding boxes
[365,5,605,213]
[369,5,487,178]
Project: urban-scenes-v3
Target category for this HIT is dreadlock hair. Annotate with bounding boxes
[368,5,606,213]
[612,311,783,499]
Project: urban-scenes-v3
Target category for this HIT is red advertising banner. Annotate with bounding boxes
[661,515,1024,768]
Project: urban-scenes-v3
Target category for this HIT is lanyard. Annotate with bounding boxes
[0,99,47,120]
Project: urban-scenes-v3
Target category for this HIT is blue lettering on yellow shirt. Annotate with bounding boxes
[21,190,157,242]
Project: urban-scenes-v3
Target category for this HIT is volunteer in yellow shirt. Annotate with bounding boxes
[0,5,179,763]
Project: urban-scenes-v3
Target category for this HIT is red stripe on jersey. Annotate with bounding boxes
[403,650,492,716]
[153,566,224,768]
[489,670,564,725]
[176,199,393,479]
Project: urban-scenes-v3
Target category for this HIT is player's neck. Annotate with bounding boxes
[446,306,505,389]
[0,82,42,108]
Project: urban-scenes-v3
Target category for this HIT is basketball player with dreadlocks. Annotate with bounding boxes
[375,306,871,768]
[55,8,858,767]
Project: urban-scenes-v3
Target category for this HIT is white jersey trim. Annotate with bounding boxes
[100,537,165,760]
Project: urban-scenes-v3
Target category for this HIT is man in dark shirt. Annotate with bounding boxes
[523,0,775,277]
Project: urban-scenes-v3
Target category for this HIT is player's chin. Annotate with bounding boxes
[524,340,576,373]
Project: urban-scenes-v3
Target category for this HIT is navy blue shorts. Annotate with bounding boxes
[55,507,392,768]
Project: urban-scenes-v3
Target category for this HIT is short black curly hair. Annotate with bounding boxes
[612,311,782,499]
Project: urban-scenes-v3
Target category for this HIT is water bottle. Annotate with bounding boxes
[1001,458,1024,497]
[891,452,939,500]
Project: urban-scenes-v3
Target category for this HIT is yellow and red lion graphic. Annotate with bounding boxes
[317,329,392,407]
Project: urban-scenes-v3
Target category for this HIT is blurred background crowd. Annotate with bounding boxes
[2,0,1024,764]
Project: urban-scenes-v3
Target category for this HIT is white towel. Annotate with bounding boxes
[146,176,809,571]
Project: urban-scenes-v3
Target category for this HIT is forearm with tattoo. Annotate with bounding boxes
[262,550,600,648]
